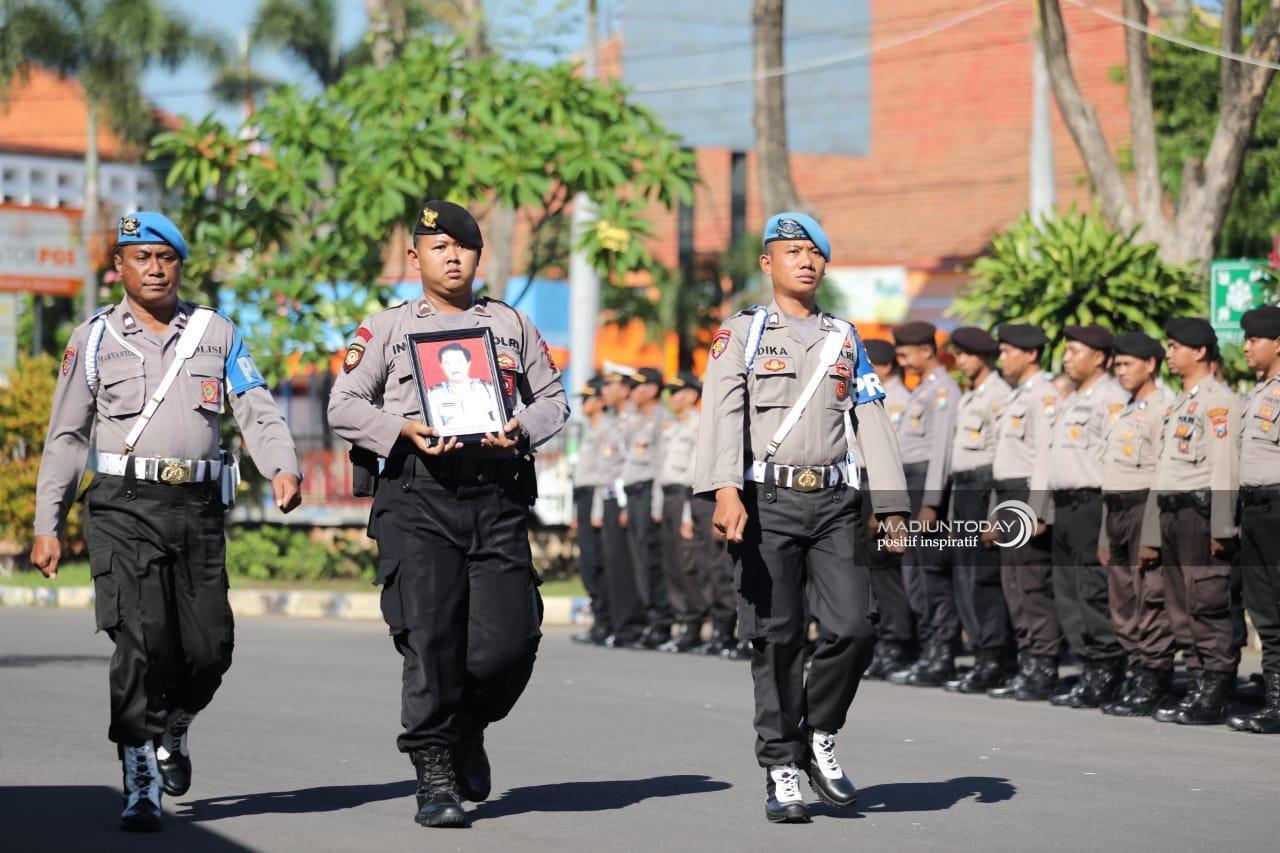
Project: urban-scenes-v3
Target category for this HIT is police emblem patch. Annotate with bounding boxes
[835,380,848,400]
[61,346,76,376]
[763,358,787,372]
[420,207,439,229]
[710,329,732,360]
[343,343,365,373]
[119,216,141,237]
[497,353,517,370]
[775,218,805,239]
[200,378,221,406]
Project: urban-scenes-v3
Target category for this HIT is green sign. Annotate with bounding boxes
[1210,259,1270,343]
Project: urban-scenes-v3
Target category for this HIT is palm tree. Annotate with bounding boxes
[0,0,224,317]
[252,0,351,86]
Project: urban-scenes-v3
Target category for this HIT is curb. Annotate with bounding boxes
[0,585,591,628]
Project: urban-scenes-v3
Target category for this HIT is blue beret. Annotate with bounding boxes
[763,211,830,262]
[117,212,188,260]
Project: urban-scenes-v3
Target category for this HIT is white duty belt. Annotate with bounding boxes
[97,452,222,484]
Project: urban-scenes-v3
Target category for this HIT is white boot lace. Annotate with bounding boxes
[812,730,844,781]
[158,708,195,760]
[123,744,161,810]
[769,764,803,804]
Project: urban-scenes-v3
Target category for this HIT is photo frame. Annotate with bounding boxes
[406,328,511,445]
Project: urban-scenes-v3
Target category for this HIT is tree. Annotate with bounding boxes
[1040,0,1280,266]
[149,38,696,380]
[752,0,801,217]
[252,0,352,86]
[0,0,224,317]
[951,208,1204,368]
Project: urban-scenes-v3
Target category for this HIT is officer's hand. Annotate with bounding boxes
[915,505,937,525]
[569,516,578,534]
[680,521,695,540]
[1035,522,1047,537]
[652,514,663,526]
[1139,546,1160,568]
[591,517,603,529]
[1097,545,1110,567]
[880,514,908,554]
[713,488,748,543]
[619,510,629,529]
[30,535,61,579]
[981,529,998,549]
[272,472,302,514]
[481,418,523,450]
[1210,537,1233,559]
[400,421,459,456]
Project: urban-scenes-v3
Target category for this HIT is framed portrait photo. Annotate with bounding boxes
[406,328,511,444]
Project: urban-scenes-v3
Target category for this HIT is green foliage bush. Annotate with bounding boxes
[226,525,376,583]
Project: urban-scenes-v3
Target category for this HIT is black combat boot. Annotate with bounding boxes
[866,641,914,682]
[156,708,195,797]
[660,621,704,653]
[1172,670,1233,725]
[1154,671,1201,723]
[890,641,938,685]
[411,747,470,828]
[119,743,163,833]
[695,620,733,655]
[1228,672,1280,734]
[764,764,810,824]
[570,624,608,645]
[1014,655,1058,701]
[723,639,753,661]
[988,649,1031,699]
[906,640,956,688]
[1102,666,1172,717]
[805,730,858,808]
[951,650,1005,694]
[454,718,491,802]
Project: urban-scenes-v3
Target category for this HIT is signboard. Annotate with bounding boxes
[823,265,910,324]
[1210,259,1271,344]
[0,208,86,297]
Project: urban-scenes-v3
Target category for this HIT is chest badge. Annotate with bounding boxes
[763,358,787,372]
[200,378,221,407]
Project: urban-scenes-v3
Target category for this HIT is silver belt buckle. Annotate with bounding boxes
[159,458,192,484]
[792,467,823,492]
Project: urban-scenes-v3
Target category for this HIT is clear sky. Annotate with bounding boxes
[141,0,585,127]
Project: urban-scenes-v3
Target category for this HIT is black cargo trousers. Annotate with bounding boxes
[371,453,544,754]
[85,473,234,748]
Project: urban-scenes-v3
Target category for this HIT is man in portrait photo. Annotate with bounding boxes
[426,342,503,434]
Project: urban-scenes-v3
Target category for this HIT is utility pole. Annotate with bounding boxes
[568,0,601,400]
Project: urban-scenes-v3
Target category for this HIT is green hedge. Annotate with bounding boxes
[226,525,377,583]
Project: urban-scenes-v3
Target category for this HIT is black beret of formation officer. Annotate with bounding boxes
[327,199,568,829]
[693,211,910,825]
[30,212,302,832]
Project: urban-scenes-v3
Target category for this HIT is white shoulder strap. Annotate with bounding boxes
[763,321,847,458]
[83,317,109,394]
[122,308,216,453]
[743,307,769,373]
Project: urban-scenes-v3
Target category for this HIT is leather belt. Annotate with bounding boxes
[1053,487,1101,507]
[952,466,993,485]
[1157,490,1210,513]
[746,461,850,493]
[97,452,221,484]
[1240,486,1280,507]
[1103,490,1148,512]
[994,477,1029,492]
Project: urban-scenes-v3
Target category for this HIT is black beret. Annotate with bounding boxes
[1064,324,1115,352]
[1241,305,1280,339]
[949,326,997,355]
[863,339,896,366]
[634,367,664,387]
[578,376,605,398]
[997,323,1048,350]
[892,321,937,347]
[412,199,484,249]
[665,370,702,394]
[1113,332,1163,361]
[1163,317,1216,350]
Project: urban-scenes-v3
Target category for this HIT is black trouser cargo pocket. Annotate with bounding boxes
[90,548,120,632]
[376,556,406,635]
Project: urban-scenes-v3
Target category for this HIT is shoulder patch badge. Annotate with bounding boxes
[61,346,76,376]
[711,329,732,360]
[541,340,557,371]
[343,343,365,373]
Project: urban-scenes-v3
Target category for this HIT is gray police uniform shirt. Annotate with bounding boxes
[882,375,910,431]
[1098,385,1172,548]
[572,414,609,490]
[949,371,1011,474]
[692,303,909,515]
[992,370,1058,519]
[621,404,665,486]
[1142,376,1241,547]
[426,379,502,432]
[1241,372,1280,487]
[897,365,961,507]
[35,297,300,537]
[327,295,568,457]
[656,409,699,524]
[1034,373,1129,493]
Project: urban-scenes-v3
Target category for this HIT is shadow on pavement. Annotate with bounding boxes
[177,781,415,821]
[812,776,1017,819]
[0,786,252,851]
[0,654,111,668]
[471,774,733,820]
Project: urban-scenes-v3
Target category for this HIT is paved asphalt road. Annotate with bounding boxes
[2,608,1277,852]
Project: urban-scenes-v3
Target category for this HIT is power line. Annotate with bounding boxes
[630,0,1014,94]
[1069,0,1280,72]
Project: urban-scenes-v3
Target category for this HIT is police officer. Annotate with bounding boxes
[943,327,1014,694]
[598,369,646,647]
[694,211,909,824]
[891,321,961,687]
[986,324,1062,701]
[1032,325,1130,708]
[621,366,674,648]
[655,371,711,652]
[861,338,918,679]
[1097,332,1175,716]
[570,377,611,645]
[30,213,302,832]
[328,200,568,827]
[1140,318,1240,726]
[1228,306,1280,733]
